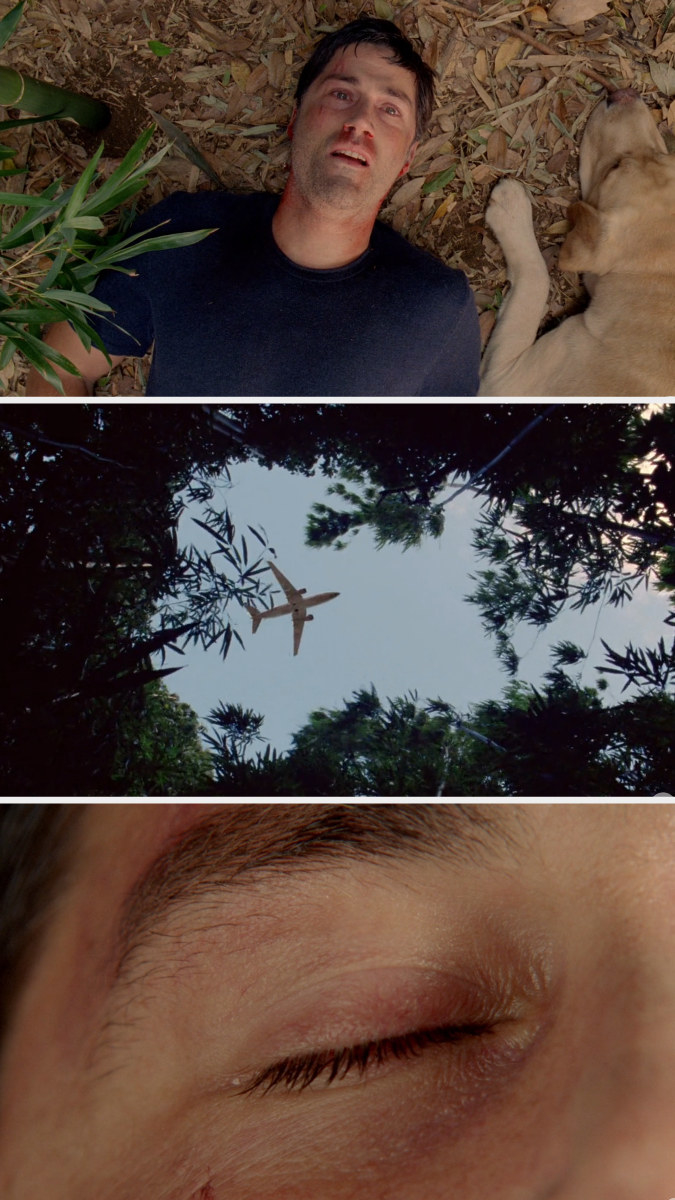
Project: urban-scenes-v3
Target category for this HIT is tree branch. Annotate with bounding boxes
[440,404,560,508]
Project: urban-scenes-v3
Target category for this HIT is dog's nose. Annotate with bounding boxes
[608,87,639,105]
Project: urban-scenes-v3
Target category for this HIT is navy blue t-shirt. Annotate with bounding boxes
[88,191,480,396]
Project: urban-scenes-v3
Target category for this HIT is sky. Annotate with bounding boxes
[159,436,672,758]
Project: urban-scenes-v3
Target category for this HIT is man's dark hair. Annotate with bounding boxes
[0,805,82,1046]
[295,17,436,141]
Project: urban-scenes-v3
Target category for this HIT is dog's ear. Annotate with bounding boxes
[559,201,607,272]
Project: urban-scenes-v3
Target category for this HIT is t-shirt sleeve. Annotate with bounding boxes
[78,196,184,358]
[419,275,481,396]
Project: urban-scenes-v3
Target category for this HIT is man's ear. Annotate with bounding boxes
[559,201,608,272]
[397,140,419,178]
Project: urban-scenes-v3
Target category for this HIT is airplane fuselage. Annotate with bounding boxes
[260,591,340,619]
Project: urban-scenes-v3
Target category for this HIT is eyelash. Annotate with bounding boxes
[238,1022,494,1095]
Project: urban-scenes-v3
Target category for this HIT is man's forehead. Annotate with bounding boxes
[313,43,417,103]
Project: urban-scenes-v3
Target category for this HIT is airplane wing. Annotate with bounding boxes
[292,613,305,656]
[268,560,303,604]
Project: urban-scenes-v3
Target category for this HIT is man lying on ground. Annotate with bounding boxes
[26,18,480,397]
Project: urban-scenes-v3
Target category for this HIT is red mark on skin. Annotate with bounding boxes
[192,1185,215,1200]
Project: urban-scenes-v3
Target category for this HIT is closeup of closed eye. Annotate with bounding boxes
[237,1022,497,1095]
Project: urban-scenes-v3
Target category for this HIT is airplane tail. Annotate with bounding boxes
[246,604,262,634]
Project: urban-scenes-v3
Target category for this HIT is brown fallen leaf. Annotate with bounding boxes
[230,60,251,90]
[389,176,424,210]
[651,33,675,58]
[431,194,456,222]
[519,73,544,98]
[244,63,269,94]
[547,147,569,174]
[474,48,488,84]
[148,109,224,187]
[494,36,521,75]
[649,60,675,97]
[487,129,508,166]
[547,219,571,236]
[549,0,609,26]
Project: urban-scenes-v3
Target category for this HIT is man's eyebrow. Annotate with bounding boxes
[114,805,523,976]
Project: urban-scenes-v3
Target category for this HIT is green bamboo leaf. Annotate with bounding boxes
[1,299,94,327]
[61,307,111,357]
[74,665,183,701]
[0,2,24,52]
[78,127,156,215]
[148,40,173,56]
[79,174,162,218]
[422,165,457,195]
[191,516,234,550]
[0,188,66,207]
[0,334,16,368]
[38,288,112,311]
[0,114,51,131]
[84,622,196,681]
[1,305,70,323]
[34,241,75,291]
[17,327,81,374]
[0,185,73,249]
[76,128,153,206]
[78,226,215,273]
[247,525,267,547]
[62,215,105,231]
[7,337,65,393]
[60,143,104,223]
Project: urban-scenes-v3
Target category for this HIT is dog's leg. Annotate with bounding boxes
[480,179,552,391]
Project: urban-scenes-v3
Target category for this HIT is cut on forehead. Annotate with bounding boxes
[115,804,527,976]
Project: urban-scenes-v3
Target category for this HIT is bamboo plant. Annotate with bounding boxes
[0,2,214,393]
[0,1,110,133]
[0,67,111,132]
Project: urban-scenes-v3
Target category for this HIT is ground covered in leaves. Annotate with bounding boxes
[3,0,674,395]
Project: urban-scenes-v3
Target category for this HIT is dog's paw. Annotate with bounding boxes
[485,179,534,241]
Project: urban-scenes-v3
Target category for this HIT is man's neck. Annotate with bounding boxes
[271,174,379,269]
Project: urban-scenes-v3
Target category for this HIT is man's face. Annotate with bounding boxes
[1,804,675,1200]
[288,43,419,215]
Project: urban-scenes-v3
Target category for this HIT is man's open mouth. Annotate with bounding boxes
[331,149,369,167]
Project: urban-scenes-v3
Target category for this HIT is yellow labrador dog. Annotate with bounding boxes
[479,90,675,396]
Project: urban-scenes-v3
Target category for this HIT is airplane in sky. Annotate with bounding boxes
[245,561,339,656]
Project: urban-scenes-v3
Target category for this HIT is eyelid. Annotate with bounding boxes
[236,1022,498,1096]
[225,944,556,1100]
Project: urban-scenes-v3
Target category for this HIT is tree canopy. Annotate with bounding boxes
[204,668,674,798]
[0,404,269,794]
[2,402,672,797]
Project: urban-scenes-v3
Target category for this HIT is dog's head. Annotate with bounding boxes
[559,90,675,276]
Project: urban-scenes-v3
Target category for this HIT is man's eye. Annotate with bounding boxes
[237,1023,494,1095]
[383,104,401,117]
[333,90,351,101]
